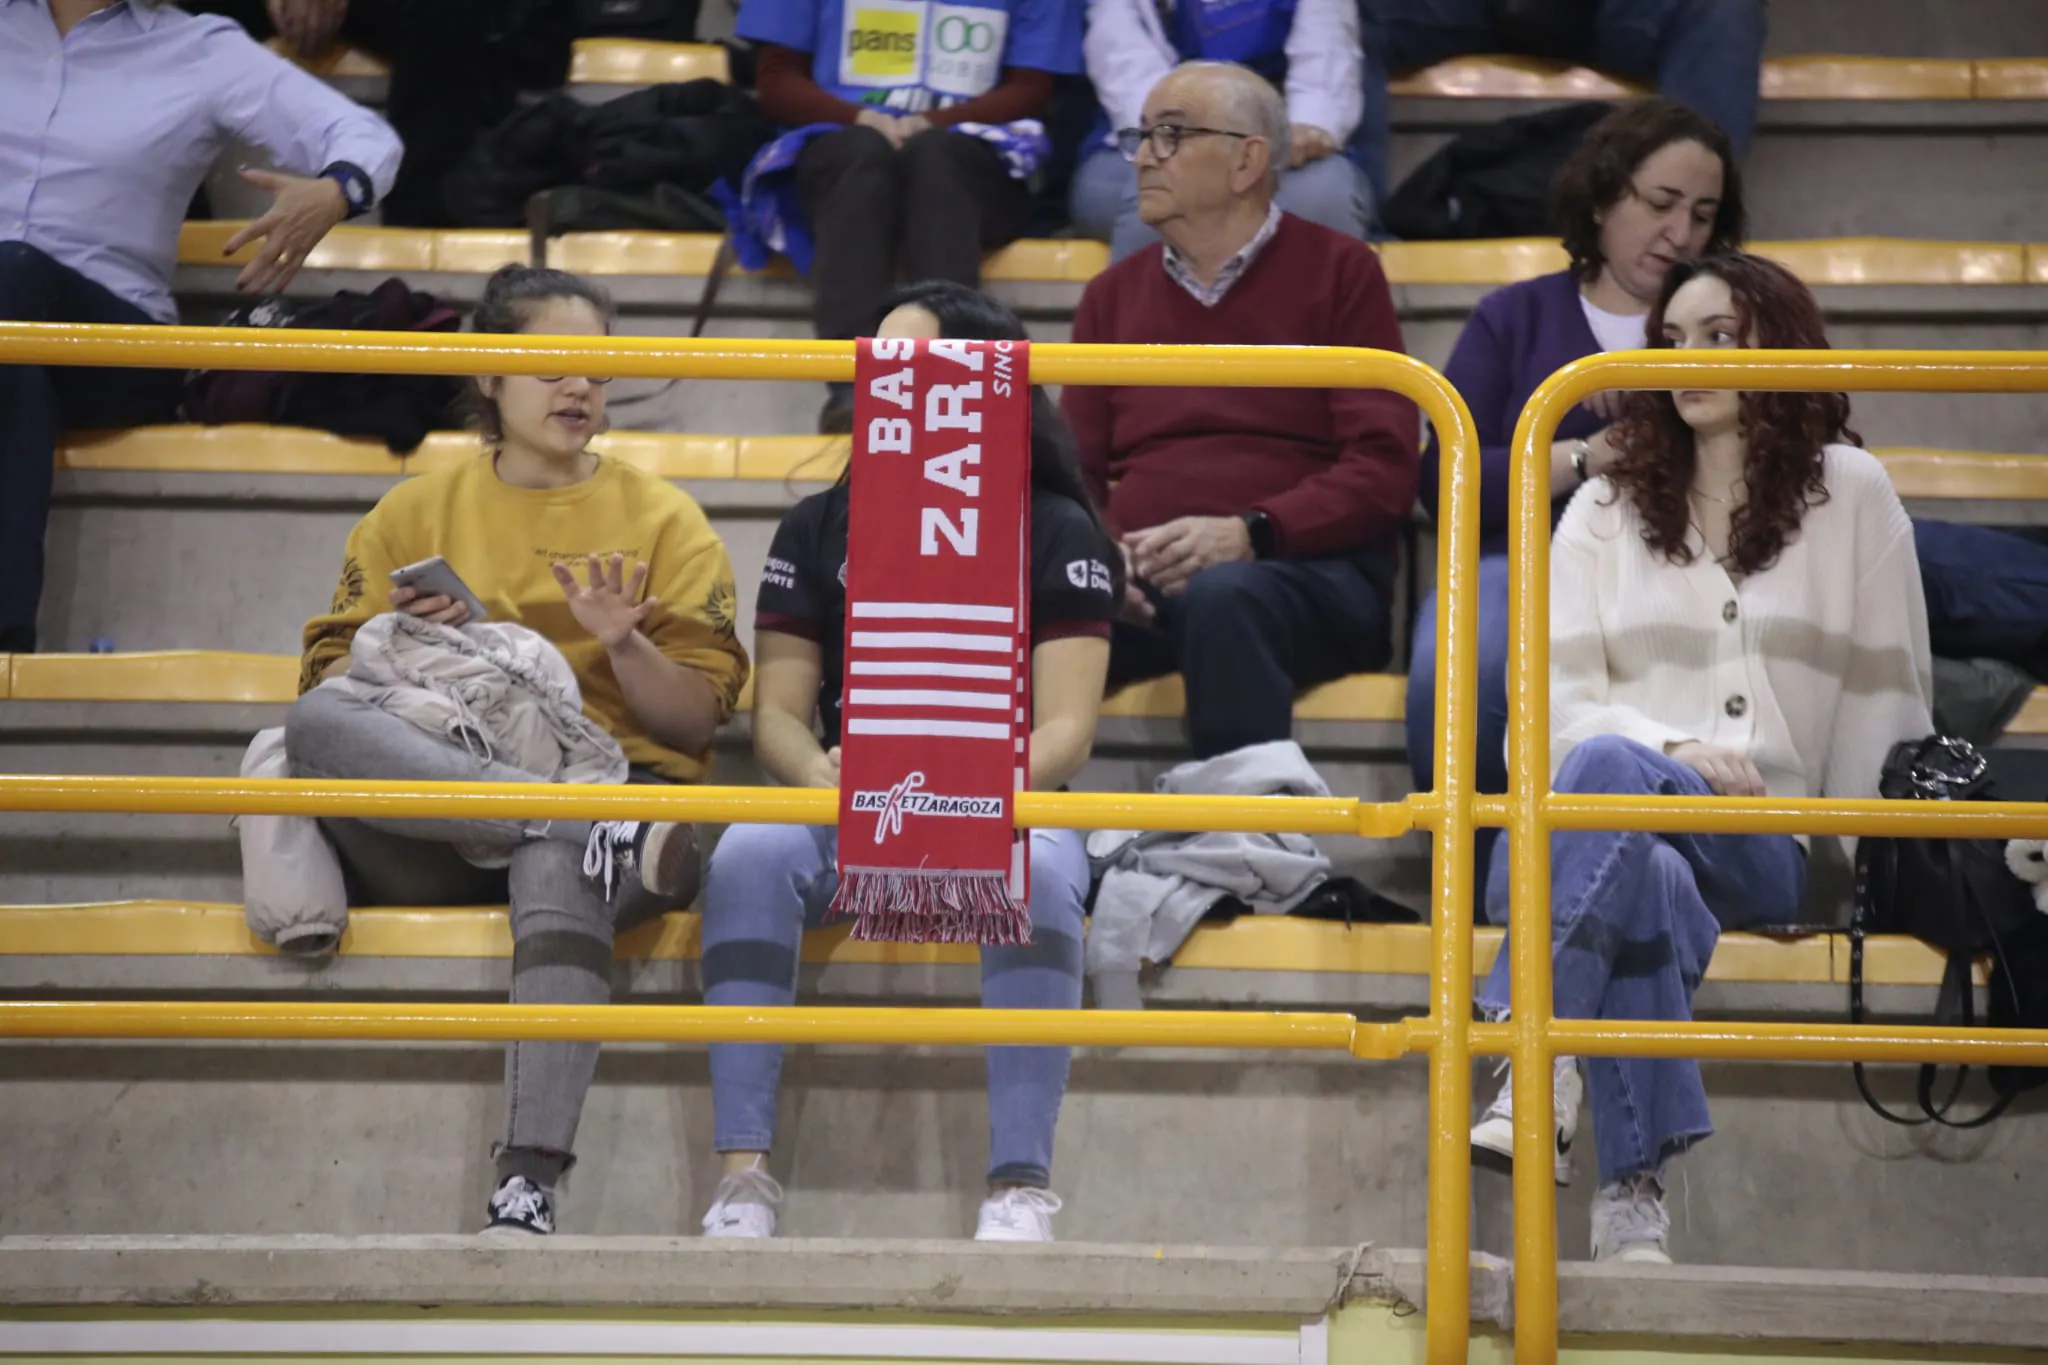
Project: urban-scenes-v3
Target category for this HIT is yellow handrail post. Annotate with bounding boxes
[1505,346,1562,1365]
[1506,349,2048,1365]
[1418,373,1484,1365]
[0,321,1489,1357]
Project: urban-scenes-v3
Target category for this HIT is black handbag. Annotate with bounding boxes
[1850,736,2048,1127]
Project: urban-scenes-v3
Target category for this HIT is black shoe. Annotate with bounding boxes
[817,382,854,435]
[483,1174,555,1237]
[582,821,700,903]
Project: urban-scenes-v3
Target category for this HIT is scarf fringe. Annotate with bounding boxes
[829,866,1031,946]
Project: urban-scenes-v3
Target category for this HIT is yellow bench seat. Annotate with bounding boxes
[1389,54,2002,102]
[0,899,1977,990]
[56,426,2048,505]
[286,44,2033,103]
[174,223,2048,289]
[287,42,2048,104]
[9,649,2048,738]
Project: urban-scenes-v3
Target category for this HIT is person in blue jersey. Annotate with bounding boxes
[1069,0,1369,260]
[734,0,1083,431]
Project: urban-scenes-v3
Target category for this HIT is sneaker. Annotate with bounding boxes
[1471,1055,1582,1185]
[974,1186,1061,1243]
[702,1167,783,1238]
[582,821,698,903]
[482,1174,554,1237]
[1591,1171,1672,1264]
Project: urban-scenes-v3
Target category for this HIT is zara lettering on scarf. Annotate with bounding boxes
[829,336,1032,944]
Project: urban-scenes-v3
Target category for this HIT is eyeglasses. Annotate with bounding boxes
[1115,124,1252,163]
[531,376,614,385]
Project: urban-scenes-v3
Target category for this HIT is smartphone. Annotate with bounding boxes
[388,556,490,623]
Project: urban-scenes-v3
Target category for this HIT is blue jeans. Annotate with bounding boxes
[1406,554,1511,899]
[1355,0,1768,217]
[1068,146,1374,262]
[1476,735,1805,1186]
[700,823,1087,1188]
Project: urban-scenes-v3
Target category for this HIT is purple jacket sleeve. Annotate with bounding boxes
[1419,298,1519,538]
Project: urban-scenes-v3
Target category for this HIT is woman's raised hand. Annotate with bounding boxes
[554,552,655,650]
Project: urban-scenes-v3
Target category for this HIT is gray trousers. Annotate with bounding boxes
[284,685,688,1187]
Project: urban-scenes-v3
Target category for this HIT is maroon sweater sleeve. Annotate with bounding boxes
[924,68,1054,127]
[754,43,865,126]
[1061,281,1119,531]
[1252,247,1422,557]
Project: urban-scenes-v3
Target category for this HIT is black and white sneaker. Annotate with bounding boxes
[483,1174,556,1237]
[582,821,699,903]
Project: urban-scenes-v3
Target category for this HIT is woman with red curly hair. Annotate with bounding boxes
[1471,252,1933,1264]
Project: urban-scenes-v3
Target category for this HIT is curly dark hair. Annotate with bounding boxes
[1604,252,1858,577]
[1552,98,1747,283]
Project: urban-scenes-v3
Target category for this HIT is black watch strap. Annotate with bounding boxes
[1240,510,1277,559]
[320,161,375,219]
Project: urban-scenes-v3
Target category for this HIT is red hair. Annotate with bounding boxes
[1604,252,1857,576]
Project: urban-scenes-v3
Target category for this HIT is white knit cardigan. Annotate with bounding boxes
[1549,443,1934,806]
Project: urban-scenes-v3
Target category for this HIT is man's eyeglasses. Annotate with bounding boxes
[1115,124,1252,163]
[532,376,614,385]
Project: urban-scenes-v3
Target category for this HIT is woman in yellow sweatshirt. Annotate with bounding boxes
[288,264,750,1237]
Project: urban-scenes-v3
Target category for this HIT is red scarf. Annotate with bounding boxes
[828,336,1033,944]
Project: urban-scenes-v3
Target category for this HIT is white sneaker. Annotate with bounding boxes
[701,1167,783,1238]
[1591,1172,1672,1264]
[1471,1055,1582,1185]
[974,1186,1061,1242]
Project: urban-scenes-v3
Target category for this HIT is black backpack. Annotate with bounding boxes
[181,279,465,453]
[1381,100,1612,241]
[1850,736,2048,1127]
[443,81,773,228]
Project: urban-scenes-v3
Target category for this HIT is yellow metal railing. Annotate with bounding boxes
[0,324,1488,1363]
[20,326,2048,1361]
[1502,349,2048,1365]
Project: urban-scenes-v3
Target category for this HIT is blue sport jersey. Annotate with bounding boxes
[736,0,1083,114]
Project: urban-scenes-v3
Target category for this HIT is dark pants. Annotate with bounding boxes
[1355,0,1768,216]
[1109,555,1395,759]
[795,127,1031,340]
[1915,519,2048,681]
[185,0,573,226]
[0,243,182,652]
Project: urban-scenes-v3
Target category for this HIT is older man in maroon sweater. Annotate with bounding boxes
[1063,61,1420,759]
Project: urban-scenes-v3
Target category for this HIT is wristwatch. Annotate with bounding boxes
[1238,510,1276,559]
[1570,438,1592,484]
[320,161,375,220]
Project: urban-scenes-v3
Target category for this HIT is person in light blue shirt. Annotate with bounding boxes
[0,0,402,653]
[735,0,1082,430]
[1069,0,1370,260]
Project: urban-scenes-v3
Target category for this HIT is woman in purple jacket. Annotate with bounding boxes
[1405,99,1747,880]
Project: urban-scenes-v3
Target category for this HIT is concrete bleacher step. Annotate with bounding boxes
[1768,0,2048,62]
[164,227,2048,450]
[1382,57,2048,242]
[35,427,2048,664]
[0,898,1982,1018]
[5,1237,2047,1354]
[3,1026,2044,1271]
